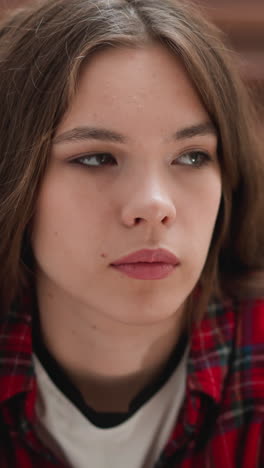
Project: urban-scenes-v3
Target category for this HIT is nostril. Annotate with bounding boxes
[135,218,141,225]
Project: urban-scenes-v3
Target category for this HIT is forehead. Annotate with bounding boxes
[57,43,213,140]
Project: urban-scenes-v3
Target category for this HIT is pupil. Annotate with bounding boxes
[99,154,107,163]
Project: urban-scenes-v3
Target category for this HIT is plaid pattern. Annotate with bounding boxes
[0,291,264,467]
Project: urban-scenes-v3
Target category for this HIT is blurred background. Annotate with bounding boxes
[200,0,264,120]
[0,0,264,118]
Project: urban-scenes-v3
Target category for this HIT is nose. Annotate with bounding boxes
[120,177,177,228]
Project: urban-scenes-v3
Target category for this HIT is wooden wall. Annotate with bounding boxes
[200,0,264,117]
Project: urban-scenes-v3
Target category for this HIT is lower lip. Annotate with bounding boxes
[111,262,177,280]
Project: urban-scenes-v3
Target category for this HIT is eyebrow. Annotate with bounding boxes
[53,127,127,144]
[53,121,217,145]
[171,121,217,141]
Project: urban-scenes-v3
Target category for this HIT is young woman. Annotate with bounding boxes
[0,0,263,467]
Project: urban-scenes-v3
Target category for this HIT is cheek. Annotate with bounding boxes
[183,172,222,251]
[30,177,106,264]
[34,167,110,225]
[205,174,222,224]
[194,169,222,214]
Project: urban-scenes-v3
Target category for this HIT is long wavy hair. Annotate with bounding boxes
[0,0,263,322]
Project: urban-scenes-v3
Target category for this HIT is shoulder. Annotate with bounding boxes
[234,297,264,346]
[192,296,264,416]
[227,297,264,401]
[206,295,264,352]
[203,298,264,458]
[210,296,264,434]
[182,298,264,466]
[207,298,264,466]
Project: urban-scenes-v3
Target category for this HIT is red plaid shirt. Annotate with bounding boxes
[0,291,264,467]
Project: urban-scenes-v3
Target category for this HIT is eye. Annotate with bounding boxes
[72,153,117,167]
[173,151,211,168]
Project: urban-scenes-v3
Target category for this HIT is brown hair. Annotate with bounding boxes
[0,0,263,320]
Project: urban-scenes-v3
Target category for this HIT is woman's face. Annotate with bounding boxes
[31,43,222,325]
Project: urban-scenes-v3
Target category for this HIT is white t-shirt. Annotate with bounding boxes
[33,348,188,468]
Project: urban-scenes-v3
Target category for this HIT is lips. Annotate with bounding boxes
[110,248,180,280]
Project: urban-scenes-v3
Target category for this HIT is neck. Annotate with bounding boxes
[35,279,185,413]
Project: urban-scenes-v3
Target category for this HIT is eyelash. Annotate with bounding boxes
[71,153,117,168]
[70,150,211,169]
